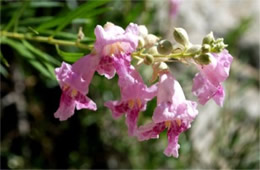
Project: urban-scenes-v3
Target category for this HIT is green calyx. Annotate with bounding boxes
[173,27,190,47]
[157,40,173,55]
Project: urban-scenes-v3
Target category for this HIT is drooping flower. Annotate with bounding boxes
[54,54,100,121]
[94,22,139,79]
[137,72,198,157]
[54,22,141,121]
[192,49,233,106]
[105,59,158,136]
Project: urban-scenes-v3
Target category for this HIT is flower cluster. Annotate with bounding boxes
[54,22,233,158]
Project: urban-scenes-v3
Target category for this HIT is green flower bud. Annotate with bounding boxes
[201,44,211,53]
[147,46,158,55]
[138,37,145,48]
[195,53,211,65]
[202,32,214,45]
[144,54,154,65]
[186,45,201,55]
[157,40,173,55]
[211,38,227,52]
[173,27,190,47]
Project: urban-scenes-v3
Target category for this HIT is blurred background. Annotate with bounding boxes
[0,0,259,169]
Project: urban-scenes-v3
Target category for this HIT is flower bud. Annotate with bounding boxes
[211,38,227,52]
[144,34,159,48]
[186,45,201,55]
[202,32,214,45]
[150,62,169,82]
[138,37,145,48]
[173,27,190,47]
[138,25,148,37]
[195,53,211,65]
[147,46,158,55]
[201,44,211,53]
[157,40,173,55]
[144,54,154,65]
[157,62,169,71]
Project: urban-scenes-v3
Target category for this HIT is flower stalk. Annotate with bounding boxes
[0,31,92,50]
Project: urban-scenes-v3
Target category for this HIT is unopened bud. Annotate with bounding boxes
[186,45,201,55]
[138,25,148,37]
[144,54,154,65]
[77,27,85,40]
[147,46,158,55]
[202,32,214,45]
[195,53,211,65]
[151,62,169,82]
[158,62,169,71]
[157,40,173,55]
[201,44,211,53]
[138,37,145,48]
[173,27,190,46]
[211,38,227,52]
[144,34,159,48]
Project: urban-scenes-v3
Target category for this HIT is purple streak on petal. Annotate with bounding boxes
[126,109,140,136]
[164,121,188,158]
[54,92,76,121]
[104,100,128,119]
[137,122,166,141]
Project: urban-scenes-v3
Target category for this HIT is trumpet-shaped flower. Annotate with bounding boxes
[94,22,139,79]
[137,72,198,157]
[54,22,141,121]
[192,49,233,106]
[105,59,157,136]
[54,54,100,121]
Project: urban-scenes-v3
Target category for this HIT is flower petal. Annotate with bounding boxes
[137,122,166,141]
[54,92,76,121]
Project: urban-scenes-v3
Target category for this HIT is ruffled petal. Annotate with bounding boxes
[104,100,127,119]
[75,93,97,111]
[54,92,76,121]
[192,73,218,105]
[126,109,140,136]
[137,122,165,141]
[164,122,188,158]
[212,85,225,107]
[96,56,116,79]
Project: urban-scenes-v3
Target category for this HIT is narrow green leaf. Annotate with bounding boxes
[22,40,60,65]
[36,17,65,32]
[20,16,53,25]
[29,60,54,79]
[4,0,30,31]
[53,0,110,35]
[43,62,56,79]
[0,64,9,78]
[56,45,83,63]
[30,1,64,8]
[0,51,10,67]
[0,38,54,79]
[38,30,95,41]
[0,37,34,59]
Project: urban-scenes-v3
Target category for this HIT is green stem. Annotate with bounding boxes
[0,31,92,50]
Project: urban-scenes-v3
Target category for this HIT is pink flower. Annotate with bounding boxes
[137,72,198,157]
[54,22,141,121]
[105,59,157,136]
[94,22,139,79]
[54,54,100,121]
[192,50,233,106]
